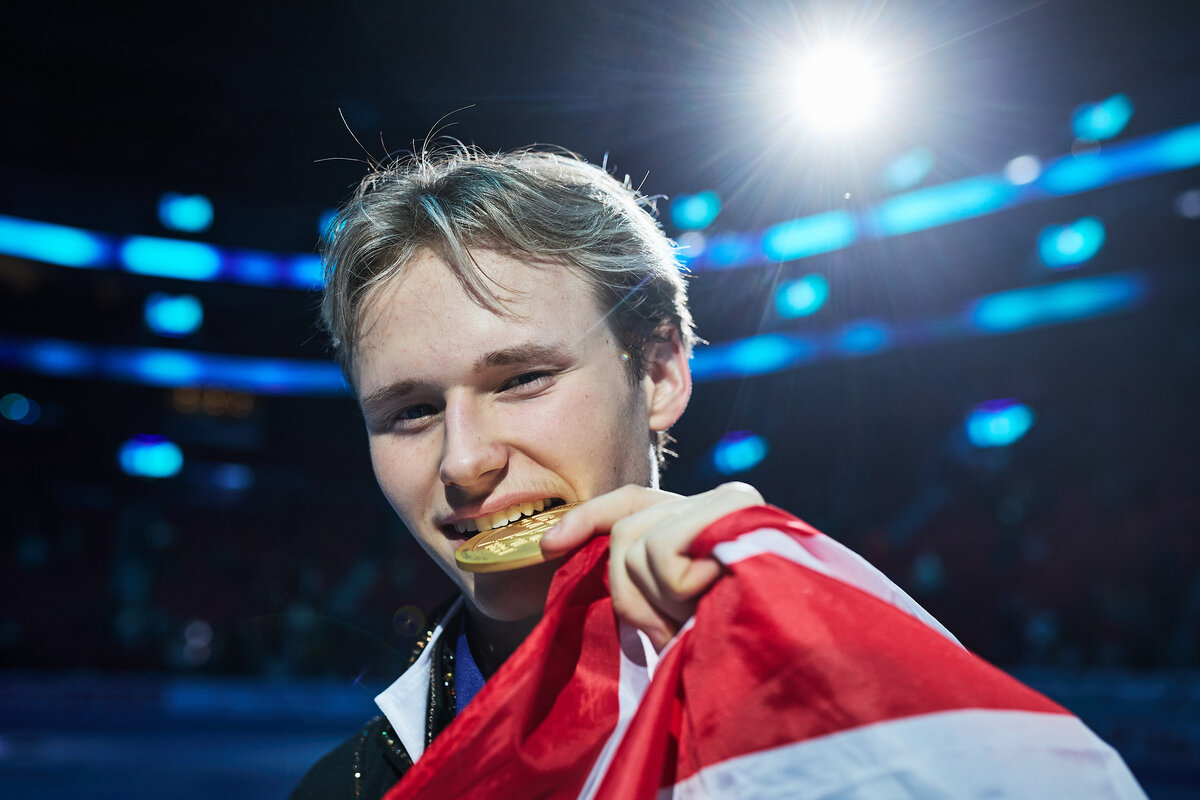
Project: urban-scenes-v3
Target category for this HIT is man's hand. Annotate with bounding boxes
[540,482,764,650]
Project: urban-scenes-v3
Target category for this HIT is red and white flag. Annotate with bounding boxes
[387,506,1146,799]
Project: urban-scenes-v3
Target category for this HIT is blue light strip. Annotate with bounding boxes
[0,273,1149,392]
[0,336,348,395]
[691,272,1149,381]
[0,216,112,268]
[866,175,1018,237]
[762,212,858,261]
[685,120,1200,272]
[1,123,1197,287]
[968,273,1147,333]
[0,216,322,289]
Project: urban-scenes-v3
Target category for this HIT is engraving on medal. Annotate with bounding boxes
[455,502,579,573]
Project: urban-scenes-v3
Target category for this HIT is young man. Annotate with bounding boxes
[293,146,1145,799]
[292,146,761,798]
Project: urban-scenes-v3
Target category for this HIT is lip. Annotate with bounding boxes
[437,493,568,531]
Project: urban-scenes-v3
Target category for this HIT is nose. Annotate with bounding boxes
[438,398,506,488]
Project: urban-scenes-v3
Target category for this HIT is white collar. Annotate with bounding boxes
[373,597,464,762]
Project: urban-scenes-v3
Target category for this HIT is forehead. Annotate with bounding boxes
[352,248,611,388]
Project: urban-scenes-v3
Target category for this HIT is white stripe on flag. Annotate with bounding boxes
[661,708,1148,800]
[711,529,961,645]
[575,621,661,800]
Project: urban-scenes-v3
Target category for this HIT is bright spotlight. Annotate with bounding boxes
[785,43,881,133]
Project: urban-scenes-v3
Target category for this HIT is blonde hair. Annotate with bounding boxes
[319,144,694,387]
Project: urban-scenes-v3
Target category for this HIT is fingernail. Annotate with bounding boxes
[539,524,561,546]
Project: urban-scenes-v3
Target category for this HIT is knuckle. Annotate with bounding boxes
[717,481,763,505]
[610,515,646,548]
[609,515,632,542]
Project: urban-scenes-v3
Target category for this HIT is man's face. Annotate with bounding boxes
[354,248,657,622]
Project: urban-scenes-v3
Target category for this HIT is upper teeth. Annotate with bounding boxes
[454,499,550,534]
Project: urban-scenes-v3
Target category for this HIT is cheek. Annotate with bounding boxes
[368,438,426,514]
[540,381,632,444]
[367,440,395,491]
[546,378,650,485]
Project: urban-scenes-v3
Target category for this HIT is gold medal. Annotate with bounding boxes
[455,502,580,573]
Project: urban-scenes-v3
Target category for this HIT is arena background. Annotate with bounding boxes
[1,1,1198,797]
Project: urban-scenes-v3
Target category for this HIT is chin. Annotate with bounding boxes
[466,561,559,622]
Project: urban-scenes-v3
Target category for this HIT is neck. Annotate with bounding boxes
[463,605,540,678]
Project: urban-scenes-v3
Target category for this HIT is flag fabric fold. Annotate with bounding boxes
[385,505,1146,800]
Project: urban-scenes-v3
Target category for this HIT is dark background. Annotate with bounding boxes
[1,1,1198,797]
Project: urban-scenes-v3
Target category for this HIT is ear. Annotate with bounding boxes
[642,328,692,433]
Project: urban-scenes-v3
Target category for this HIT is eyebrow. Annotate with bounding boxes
[474,342,572,371]
[359,342,574,415]
[359,378,422,418]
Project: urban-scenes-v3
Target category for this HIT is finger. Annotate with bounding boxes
[611,482,759,623]
[623,533,691,626]
[539,485,681,556]
[614,536,682,650]
[644,545,724,611]
[617,512,722,622]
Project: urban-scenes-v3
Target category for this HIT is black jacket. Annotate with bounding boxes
[290,603,463,800]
